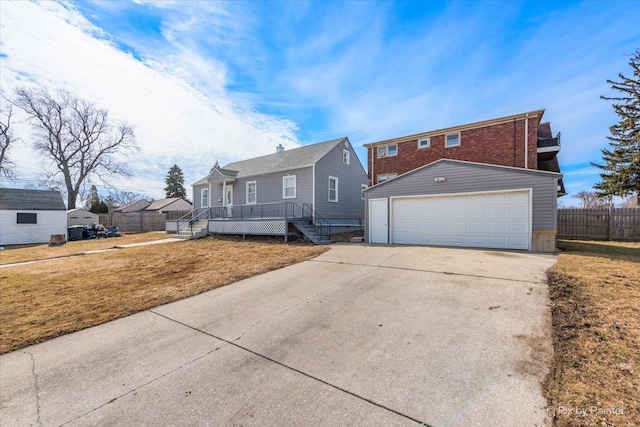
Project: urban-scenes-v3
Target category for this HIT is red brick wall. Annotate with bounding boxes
[369,117,539,182]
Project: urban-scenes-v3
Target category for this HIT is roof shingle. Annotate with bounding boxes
[0,188,66,211]
[194,137,346,185]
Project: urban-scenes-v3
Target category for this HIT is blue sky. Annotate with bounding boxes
[1,0,639,206]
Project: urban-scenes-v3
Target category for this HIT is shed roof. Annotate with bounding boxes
[0,188,66,211]
[194,137,347,185]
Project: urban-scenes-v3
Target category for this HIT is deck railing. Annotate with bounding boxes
[171,202,332,242]
[210,202,305,220]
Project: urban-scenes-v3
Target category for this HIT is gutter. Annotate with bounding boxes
[524,113,529,169]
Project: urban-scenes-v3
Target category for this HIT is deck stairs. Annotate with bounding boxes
[175,220,208,240]
[292,220,332,245]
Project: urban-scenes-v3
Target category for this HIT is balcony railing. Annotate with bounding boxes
[537,132,561,148]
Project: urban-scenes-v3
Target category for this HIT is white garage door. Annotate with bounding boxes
[391,190,530,250]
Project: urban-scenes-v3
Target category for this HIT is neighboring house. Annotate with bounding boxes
[114,199,151,213]
[175,137,369,243]
[67,208,98,226]
[361,110,565,253]
[144,197,192,213]
[0,188,67,246]
[364,159,561,252]
[365,109,565,194]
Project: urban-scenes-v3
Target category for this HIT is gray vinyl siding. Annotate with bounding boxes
[193,184,206,209]
[232,167,313,206]
[364,161,559,242]
[314,141,369,223]
[192,183,223,209]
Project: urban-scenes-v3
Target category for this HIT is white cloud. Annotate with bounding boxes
[0,0,299,202]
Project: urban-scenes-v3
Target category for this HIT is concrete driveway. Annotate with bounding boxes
[1,244,556,427]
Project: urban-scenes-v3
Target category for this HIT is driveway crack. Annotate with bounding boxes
[60,341,228,426]
[20,350,42,427]
[311,259,544,284]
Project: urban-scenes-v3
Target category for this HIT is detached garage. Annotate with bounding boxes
[365,160,562,252]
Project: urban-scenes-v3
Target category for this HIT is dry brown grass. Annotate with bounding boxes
[546,240,640,427]
[0,232,172,265]
[0,237,327,353]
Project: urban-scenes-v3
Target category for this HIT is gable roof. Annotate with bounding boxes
[364,159,563,192]
[145,197,191,211]
[0,188,66,211]
[193,137,347,185]
[114,199,151,212]
[67,208,97,215]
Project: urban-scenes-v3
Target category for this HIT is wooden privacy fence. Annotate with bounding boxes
[98,210,191,233]
[557,208,640,241]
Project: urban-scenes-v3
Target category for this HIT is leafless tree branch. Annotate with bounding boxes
[13,86,137,208]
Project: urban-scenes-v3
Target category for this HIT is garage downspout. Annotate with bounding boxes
[524,113,529,169]
[513,119,516,167]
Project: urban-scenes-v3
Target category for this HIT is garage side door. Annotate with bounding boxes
[391,190,530,250]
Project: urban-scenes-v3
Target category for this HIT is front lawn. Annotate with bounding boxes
[545,240,640,426]
[0,237,327,353]
[0,232,173,265]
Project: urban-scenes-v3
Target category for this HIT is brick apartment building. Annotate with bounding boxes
[364,109,564,194]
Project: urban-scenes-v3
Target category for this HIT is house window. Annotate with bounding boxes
[246,181,257,204]
[377,144,397,158]
[328,176,338,202]
[283,175,296,199]
[418,137,430,148]
[201,188,209,208]
[361,184,367,200]
[17,213,37,224]
[377,173,397,184]
[445,133,460,148]
[343,149,350,165]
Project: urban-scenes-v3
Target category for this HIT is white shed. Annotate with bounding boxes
[0,188,68,246]
[67,208,99,226]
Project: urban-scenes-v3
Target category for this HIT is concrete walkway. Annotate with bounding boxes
[0,245,556,426]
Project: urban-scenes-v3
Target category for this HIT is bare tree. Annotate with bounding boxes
[620,195,638,208]
[13,87,137,208]
[0,90,19,180]
[108,189,150,206]
[572,190,609,208]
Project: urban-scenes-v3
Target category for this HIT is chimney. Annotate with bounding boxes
[276,144,285,153]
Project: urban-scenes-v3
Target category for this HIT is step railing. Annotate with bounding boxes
[301,203,331,241]
[176,208,211,235]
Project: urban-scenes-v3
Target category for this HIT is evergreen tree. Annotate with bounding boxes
[95,201,109,214]
[103,195,118,212]
[592,50,640,205]
[164,164,186,198]
[85,185,101,212]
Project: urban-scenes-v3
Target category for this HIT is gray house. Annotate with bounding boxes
[364,159,561,252]
[171,137,369,243]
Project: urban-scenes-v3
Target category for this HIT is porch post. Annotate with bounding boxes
[222,179,227,217]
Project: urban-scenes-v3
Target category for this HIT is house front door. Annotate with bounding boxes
[225,185,233,216]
